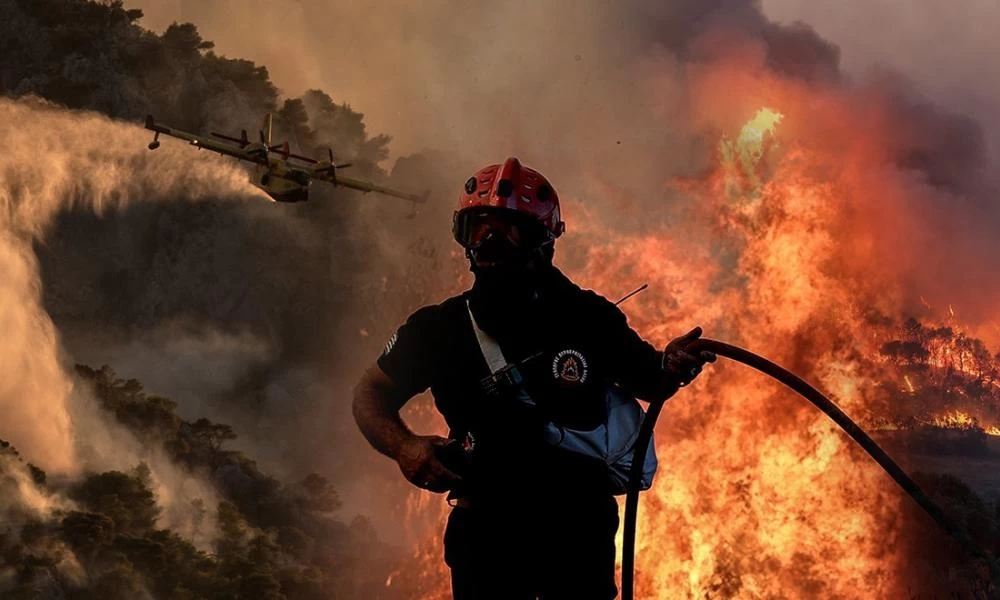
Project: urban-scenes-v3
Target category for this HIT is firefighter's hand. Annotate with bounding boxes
[395,435,462,493]
[663,327,716,388]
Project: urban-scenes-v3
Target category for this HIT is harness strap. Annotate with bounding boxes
[466,299,508,375]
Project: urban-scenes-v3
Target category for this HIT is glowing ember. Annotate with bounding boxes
[919,410,1000,437]
[928,410,977,430]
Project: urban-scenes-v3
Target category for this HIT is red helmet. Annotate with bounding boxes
[453,157,565,250]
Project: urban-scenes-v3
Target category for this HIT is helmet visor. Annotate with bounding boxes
[453,207,551,250]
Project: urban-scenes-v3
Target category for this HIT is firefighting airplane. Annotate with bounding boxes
[144,114,426,206]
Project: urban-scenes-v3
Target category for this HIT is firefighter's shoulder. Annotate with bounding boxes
[572,285,628,324]
[395,292,468,330]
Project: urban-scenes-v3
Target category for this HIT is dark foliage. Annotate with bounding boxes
[57,364,406,598]
[903,472,1000,598]
[0,365,406,598]
[70,469,161,535]
[0,0,391,168]
[877,317,1000,431]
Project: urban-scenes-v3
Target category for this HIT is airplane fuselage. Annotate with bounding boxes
[255,159,311,202]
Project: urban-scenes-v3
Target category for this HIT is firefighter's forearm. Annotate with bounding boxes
[633,352,682,402]
[356,404,414,461]
[352,366,417,460]
[645,376,680,403]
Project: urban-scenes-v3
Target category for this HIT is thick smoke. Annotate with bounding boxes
[763,0,1000,160]
[0,446,72,527]
[0,447,84,591]
[132,0,1000,168]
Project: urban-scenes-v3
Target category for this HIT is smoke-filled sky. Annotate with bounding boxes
[132,0,1000,324]
[132,0,1000,164]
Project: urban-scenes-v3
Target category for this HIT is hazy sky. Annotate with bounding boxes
[763,0,1000,158]
[132,0,1000,160]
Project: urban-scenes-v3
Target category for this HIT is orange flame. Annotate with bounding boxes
[928,409,977,430]
[398,62,996,597]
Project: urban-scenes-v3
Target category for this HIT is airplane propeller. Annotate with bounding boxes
[329,148,352,170]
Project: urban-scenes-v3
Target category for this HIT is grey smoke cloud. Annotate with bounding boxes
[763,0,1000,159]
[132,0,1000,165]
[130,0,693,175]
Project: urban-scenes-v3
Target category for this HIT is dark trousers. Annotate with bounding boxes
[443,495,620,600]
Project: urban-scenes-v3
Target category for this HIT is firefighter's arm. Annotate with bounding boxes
[601,299,715,401]
[352,364,460,493]
[352,365,416,459]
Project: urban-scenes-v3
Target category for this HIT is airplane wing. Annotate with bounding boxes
[145,116,268,165]
[311,169,428,203]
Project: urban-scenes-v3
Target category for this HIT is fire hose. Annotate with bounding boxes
[621,338,993,600]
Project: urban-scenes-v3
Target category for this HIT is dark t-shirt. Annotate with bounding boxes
[377,269,664,499]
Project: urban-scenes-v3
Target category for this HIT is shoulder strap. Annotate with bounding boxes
[466,299,507,374]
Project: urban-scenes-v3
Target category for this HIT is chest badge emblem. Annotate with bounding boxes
[552,349,589,384]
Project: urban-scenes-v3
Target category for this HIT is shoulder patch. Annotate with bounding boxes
[382,331,399,356]
[552,349,589,384]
